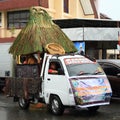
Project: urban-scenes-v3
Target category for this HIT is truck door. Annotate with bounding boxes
[44,59,69,104]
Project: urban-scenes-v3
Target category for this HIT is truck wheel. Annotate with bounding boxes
[18,97,30,110]
[49,96,64,115]
[87,106,99,112]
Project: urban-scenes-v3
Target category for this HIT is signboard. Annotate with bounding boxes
[69,77,112,106]
[64,57,93,65]
[74,41,85,52]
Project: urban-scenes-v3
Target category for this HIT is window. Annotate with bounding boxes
[102,64,120,76]
[7,10,30,29]
[64,0,69,13]
[80,0,94,15]
[39,0,48,8]
[66,61,104,77]
[48,61,64,75]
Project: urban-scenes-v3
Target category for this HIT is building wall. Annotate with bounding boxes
[0,0,97,40]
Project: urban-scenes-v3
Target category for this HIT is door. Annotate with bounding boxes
[44,60,69,104]
[101,63,120,97]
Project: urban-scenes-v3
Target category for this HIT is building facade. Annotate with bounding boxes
[1,0,119,59]
[0,0,98,42]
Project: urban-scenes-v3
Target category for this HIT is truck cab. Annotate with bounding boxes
[38,53,112,115]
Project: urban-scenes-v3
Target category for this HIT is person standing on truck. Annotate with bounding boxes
[23,54,38,64]
[27,54,38,64]
[23,56,28,64]
[48,62,58,74]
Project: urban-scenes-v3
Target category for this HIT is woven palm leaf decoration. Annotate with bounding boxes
[9,6,77,57]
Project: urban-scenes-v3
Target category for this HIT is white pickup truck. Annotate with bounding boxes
[8,53,112,115]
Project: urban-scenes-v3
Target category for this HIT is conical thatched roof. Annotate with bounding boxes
[9,7,77,57]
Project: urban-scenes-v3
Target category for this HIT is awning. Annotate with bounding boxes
[62,27,120,41]
[54,19,120,42]
[54,19,119,28]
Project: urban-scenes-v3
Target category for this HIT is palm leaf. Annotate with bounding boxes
[9,7,77,57]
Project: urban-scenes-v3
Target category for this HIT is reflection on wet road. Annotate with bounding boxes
[0,94,120,120]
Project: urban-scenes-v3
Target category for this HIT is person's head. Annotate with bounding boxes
[80,46,82,48]
[50,62,56,70]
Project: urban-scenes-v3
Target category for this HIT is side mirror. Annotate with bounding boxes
[58,68,65,75]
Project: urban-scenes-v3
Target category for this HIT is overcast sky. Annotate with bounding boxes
[99,0,120,20]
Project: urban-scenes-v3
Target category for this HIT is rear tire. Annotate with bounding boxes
[48,96,64,115]
[18,97,30,110]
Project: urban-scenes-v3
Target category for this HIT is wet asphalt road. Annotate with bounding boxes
[0,94,120,120]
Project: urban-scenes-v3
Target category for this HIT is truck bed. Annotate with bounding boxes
[5,77,41,97]
[5,64,42,98]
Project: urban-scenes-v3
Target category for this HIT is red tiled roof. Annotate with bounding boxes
[0,37,15,43]
[0,0,39,11]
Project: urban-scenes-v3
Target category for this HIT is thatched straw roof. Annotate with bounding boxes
[9,7,77,57]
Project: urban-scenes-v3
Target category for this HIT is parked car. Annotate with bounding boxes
[97,59,120,98]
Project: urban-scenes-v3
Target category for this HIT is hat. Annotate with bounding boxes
[45,43,65,55]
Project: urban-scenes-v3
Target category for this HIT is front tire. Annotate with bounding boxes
[18,97,30,110]
[48,96,64,115]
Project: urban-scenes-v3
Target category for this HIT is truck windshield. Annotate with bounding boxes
[64,58,104,77]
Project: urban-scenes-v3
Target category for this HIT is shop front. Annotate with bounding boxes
[54,19,120,59]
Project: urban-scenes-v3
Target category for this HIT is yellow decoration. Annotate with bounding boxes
[46,43,65,55]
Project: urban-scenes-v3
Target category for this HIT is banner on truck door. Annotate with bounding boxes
[69,77,112,105]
